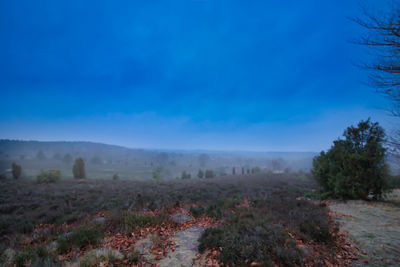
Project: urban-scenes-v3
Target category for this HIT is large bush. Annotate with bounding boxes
[312,119,388,200]
[36,170,61,183]
[73,157,86,179]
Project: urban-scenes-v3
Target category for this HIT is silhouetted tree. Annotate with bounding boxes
[353,3,400,156]
[73,157,86,179]
[312,119,388,200]
[241,167,245,175]
[232,167,236,175]
[12,162,21,179]
[197,169,204,179]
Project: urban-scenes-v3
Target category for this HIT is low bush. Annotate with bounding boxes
[189,206,205,218]
[107,210,169,233]
[36,170,61,183]
[199,212,302,266]
[57,224,104,253]
[13,246,53,267]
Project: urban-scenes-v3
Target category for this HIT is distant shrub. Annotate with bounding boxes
[251,167,262,174]
[232,167,236,175]
[312,119,388,200]
[73,157,86,179]
[36,170,61,183]
[205,170,215,179]
[197,169,204,179]
[181,171,191,179]
[112,174,119,180]
[12,162,22,179]
[152,167,163,181]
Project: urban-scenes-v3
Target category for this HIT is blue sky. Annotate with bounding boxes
[0,0,394,151]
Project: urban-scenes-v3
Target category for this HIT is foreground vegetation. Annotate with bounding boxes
[0,173,356,266]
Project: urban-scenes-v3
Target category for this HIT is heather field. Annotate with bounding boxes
[0,173,362,267]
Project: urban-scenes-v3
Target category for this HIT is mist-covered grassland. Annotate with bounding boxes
[0,140,399,266]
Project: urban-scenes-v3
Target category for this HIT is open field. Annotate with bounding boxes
[0,173,360,266]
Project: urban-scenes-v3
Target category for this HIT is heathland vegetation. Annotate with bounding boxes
[0,121,399,266]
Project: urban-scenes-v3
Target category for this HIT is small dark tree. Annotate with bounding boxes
[73,157,86,179]
[12,162,22,179]
[197,169,204,179]
[152,167,163,181]
[181,171,191,179]
[312,119,388,200]
[113,174,119,180]
[241,167,245,175]
[232,167,236,175]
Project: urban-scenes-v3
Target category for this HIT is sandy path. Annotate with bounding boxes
[329,194,400,266]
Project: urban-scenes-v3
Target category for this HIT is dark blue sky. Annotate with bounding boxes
[0,0,394,151]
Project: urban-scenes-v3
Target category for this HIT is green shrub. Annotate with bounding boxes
[57,224,104,253]
[13,246,52,267]
[206,204,222,219]
[73,157,86,179]
[197,169,204,179]
[198,213,302,266]
[152,167,163,181]
[181,171,191,179]
[107,211,162,233]
[198,228,224,252]
[113,174,119,180]
[189,206,205,218]
[312,119,389,200]
[36,170,61,183]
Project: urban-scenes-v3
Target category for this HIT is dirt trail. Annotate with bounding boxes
[329,191,400,266]
[157,225,204,267]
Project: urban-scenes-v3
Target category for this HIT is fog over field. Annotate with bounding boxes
[0,140,316,181]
